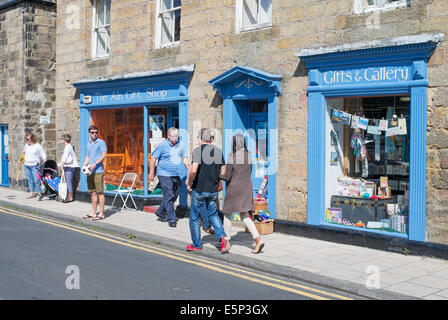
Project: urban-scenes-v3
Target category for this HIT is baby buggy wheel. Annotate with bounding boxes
[55,195,61,202]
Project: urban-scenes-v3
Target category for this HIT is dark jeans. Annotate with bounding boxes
[156,175,181,223]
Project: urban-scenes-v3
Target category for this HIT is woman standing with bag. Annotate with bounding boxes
[59,134,79,203]
[220,134,265,254]
[23,133,47,199]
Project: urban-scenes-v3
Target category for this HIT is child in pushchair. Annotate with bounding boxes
[36,160,61,201]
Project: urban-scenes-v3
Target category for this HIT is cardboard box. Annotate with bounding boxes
[246,221,274,235]
[254,198,268,211]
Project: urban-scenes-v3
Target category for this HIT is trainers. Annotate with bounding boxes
[186,244,202,251]
[220,237,230,254]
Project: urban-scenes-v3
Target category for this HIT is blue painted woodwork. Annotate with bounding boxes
[73,68,194,197]
[0,124,9,187]
[298,40,439,241]
[209,66,281,218]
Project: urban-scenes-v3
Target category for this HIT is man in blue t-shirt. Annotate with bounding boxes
[149,127,189,227]
[83,125,107,220]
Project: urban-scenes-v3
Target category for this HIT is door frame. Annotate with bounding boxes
[0,124,9,187]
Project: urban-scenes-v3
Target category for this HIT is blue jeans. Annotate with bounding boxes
[189,191,226,248]
[200,205,211,229]
[156,176,181,223]
[24,164,40,193]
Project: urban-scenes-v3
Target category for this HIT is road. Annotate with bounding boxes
[0,206,365,303]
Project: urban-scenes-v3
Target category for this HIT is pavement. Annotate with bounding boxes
[1,187,448,300]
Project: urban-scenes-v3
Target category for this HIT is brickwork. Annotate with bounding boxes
[54,0,448,244]
[0,1,56,189]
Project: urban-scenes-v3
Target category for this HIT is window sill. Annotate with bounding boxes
[238,23,272,34]
[354,1,409,15]
[157,41,180,51]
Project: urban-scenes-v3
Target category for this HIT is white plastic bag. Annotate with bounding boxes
[58,170,68,201]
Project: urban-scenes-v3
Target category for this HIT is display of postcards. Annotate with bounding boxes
[330,130,338,145]
[367,125,381,135]
[331,109,351,125]
[378,119,389,131]
[357,117,369,130]
[351,115,360,129]
[387,203,398,215]
[330,151,339,166]
[398,118,407,135]
[391,215,407,233]
[367,221,384,229]
[326,208,342,224]
[386,126,401,137]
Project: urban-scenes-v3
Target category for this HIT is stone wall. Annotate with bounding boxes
[0,0,56,190]
[55,0,448,243]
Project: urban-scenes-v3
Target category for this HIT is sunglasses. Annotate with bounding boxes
[89,131,98,134]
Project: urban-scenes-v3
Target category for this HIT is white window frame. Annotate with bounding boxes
[236,0,272,34]
[91,0,111,59]
[354,0,409,15]
[155,0,181,49]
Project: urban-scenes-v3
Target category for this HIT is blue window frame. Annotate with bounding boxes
[73,67,193,206]
[297,36,442,241]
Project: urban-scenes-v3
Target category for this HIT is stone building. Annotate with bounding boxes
[50,0,448,245]
[0,0,56,189]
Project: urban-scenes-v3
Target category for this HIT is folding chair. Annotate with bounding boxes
[110,172,138,212]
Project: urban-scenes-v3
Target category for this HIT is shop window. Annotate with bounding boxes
[92,0,111,58]
[325,96,410,234]
[236,0,272,33]
[354,0,409,14]
[90,107,144,193]
[156,0,181,49]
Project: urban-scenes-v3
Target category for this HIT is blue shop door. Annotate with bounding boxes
[250,114,268,198]
[0,125,9,187]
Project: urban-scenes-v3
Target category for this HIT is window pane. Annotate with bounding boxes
[90,108,145,192]
[96,27,110,56]
[105,0,111,25]
[95,0,104,26]
[242,0,258,27]
[173,0,181,8]
[259,0,271,24]
[174,9,181,42]
[161,0,172,11]
[161,12,173,45]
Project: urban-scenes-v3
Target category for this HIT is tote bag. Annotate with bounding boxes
[58,170,68,201]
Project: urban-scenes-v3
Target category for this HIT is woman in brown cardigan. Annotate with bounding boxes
[220,134,264,254]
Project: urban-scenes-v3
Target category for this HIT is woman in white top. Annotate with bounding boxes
[59,133,79,203]
[23,133,47,199]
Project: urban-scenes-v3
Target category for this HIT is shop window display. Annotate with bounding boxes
[90,107,144,193]
[325,96,410,234]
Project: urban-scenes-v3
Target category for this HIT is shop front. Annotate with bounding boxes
[73,65,194,207]
[297,34,443,241]
[209,66,281,218]
[0,124,8,187]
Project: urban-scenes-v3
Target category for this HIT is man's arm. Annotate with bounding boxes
[89,151,107,171]
[183,157,190,171]
[148,156,157,182]
[186,162,199,188]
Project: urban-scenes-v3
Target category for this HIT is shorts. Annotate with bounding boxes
[87,173,105,193]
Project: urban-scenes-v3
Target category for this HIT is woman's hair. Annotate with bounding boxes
[26,133,38,144]
[232,134,248,153]
[61,133,71,143]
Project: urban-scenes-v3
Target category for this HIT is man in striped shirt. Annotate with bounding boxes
[149,127,189,227]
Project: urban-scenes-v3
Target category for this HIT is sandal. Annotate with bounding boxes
[92,215,105,220]
[83,214,96,219]
[203,227,215,235]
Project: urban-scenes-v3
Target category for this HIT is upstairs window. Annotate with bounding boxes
[236,0,272,33]
[354,0,409,14]
[156,0,181,49]
[92,0,111,58]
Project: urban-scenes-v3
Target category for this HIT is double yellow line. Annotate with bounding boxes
[0,205,353,300]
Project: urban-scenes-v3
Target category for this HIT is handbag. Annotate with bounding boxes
[20,153,25,164]
[58,170,68,201]
[218,180,223,192]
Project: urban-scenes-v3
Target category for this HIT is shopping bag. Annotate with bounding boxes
[58,171,68,201]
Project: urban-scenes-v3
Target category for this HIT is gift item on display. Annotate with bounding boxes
[326,96,410,234]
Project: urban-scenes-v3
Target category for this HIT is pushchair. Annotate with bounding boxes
[36,160,62,201]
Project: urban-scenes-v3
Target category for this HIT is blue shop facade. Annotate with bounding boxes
[73,66,194,208]
[298,34,443,241]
